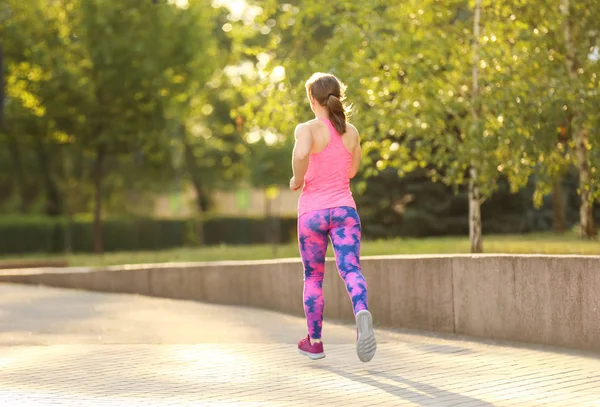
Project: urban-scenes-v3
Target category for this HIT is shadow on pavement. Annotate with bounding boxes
[370,369,497,406]
[311,364,495,406]
[406,342,476,356]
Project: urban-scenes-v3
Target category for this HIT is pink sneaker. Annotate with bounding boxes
[298,335,325,360]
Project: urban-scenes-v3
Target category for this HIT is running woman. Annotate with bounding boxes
[289,72,376,363]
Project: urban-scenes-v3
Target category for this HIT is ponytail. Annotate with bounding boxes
[326,94,347,135]
[305,72,351,135]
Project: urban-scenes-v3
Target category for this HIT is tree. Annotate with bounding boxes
[1,0,72,216]
[469,0,484,252]
[244,0,538,252]
[157,1,248,244]
[2,0,258,249]
[493,0,600,238]
[558,0,598,237]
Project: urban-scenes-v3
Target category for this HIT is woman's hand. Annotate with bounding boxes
[289,176,303,191]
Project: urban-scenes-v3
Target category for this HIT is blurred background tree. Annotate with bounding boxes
[0,0,598,257]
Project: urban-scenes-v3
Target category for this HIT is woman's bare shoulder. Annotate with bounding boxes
[305,118,326,127]
[345,123,360,139]
[295,119,317,130]
[297,119,327,134]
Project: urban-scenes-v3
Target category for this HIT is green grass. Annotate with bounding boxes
[1,232,598,267]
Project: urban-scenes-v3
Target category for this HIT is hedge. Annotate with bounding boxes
[0,216,298,255]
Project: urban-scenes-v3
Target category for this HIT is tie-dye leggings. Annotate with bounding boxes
[298,206,368,339]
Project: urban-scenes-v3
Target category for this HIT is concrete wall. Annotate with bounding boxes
[1,255,599,352]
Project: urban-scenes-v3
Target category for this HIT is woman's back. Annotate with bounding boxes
[297,118,357,216]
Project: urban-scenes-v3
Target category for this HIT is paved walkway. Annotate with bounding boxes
[1,283,600,406]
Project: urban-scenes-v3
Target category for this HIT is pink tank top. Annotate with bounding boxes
[297,119,356,216]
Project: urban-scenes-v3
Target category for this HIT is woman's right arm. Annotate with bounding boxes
[290,123,312,189]
[349,126,361,179]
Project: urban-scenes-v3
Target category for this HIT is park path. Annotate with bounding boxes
[1,283,600,406]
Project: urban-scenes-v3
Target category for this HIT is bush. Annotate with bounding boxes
[0,215,298,255]
[0,216,58,254]
[354,167,600,239]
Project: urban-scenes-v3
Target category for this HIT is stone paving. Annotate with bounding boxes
[1,283,600,406]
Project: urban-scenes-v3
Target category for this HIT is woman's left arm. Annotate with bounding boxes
[349,125,362,179]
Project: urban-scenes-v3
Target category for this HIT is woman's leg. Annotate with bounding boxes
[298,209,330,340]
[328,206,368,314]
[330,206,376,362]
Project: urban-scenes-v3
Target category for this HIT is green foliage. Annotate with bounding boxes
[2,0,600,248]
[1,0,252,245]
[247,139,293,188]
[241,0,600,240]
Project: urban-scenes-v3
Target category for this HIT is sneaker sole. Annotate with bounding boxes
[298,349,326,360]
[356,310,376,362]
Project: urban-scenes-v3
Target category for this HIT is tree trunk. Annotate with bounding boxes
[552,175,567,233]
[35,139,62,216]
[0,43,4,132]
[183,136,205,246]
[468,167,483,253]
[6,134,29,214]
[65,210,74,254]
[93,145,105,254]
[3,49,36,214]
[468,0,483,253]
[574,127,595,237]
[61,147,74,254]
[561,0,596,238]
[264,189,277,256]
[272,194,280,257]
[193,189,206,247]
